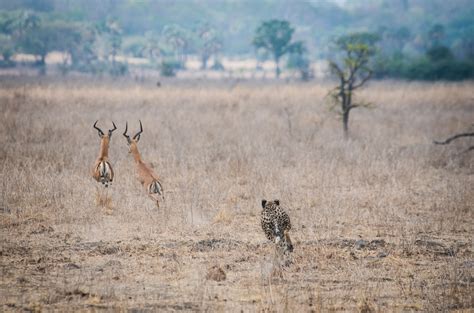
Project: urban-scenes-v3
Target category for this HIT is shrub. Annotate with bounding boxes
[160,61,177,77]
[160,59,181,77]
[109,62,128,76]
[210,59,224,71]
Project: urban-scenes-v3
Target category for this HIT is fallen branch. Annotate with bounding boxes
[433,132,474,145]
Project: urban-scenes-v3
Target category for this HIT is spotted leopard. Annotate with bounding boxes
[260,199,293,253]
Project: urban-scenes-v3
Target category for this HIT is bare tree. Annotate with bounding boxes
[328,33,379,139]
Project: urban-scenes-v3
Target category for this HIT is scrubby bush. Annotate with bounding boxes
[72,60,128,77]
[109,62,128,76]
[210,59,224,71]
[160,59,181,77]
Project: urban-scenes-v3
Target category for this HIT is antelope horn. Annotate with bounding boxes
[123,121,131,143]
[109,121,117,135]
[93,120,104,136]
[133,120,143,140]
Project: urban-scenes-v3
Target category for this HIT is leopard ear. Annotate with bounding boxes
[274,199,280,206]
[261,199,267,208]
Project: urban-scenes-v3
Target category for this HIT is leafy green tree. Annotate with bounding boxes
[96,18,126,76]
[105,18,122,68]
[0,12,16,63]
[18,19,91,74]
[451,13,474,60]
[143,32,162,63]
[0,10,40,65]
[10,10,40,38]
[328,32,379,139]
[0,34,14,65]
[428,24,445,47]
[252,19,303,78]
[452,27,474,60]
[18,22,61,73]
[194,23,222,70]
[0,11,16,35]
[380,26,411,53]
[162,24,191,68]
[70,25,98,70]
[53,22,93,74]
[286,42,311,80]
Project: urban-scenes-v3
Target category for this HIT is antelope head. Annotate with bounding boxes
[93,120,116,157]
[94,120,117,141]
[123,120,143,154]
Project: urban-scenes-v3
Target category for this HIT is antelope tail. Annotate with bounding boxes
[148,180,164,200]
[95,161,113,187]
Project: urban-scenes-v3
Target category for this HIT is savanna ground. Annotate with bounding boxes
[0,77,472,312]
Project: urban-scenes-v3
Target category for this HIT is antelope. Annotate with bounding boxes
[92,120,117,187]
[123,121,164,207]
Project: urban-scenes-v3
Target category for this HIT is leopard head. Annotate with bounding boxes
[261,199,280,209]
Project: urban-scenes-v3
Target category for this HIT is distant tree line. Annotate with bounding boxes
[373,23,474,80]
[252,19,474,81]
[0,1,473,80]
[0,10,223,76]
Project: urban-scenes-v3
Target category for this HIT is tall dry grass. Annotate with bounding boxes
[0,78,472,311]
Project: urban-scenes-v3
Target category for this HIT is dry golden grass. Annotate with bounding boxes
[0,78,472,311]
